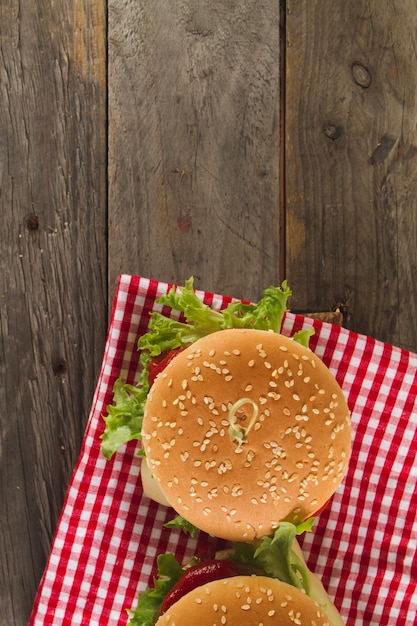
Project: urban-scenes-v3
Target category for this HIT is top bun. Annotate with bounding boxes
[155,575,334,625]
[142,329,352,541]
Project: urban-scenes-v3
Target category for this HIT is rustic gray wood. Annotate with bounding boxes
[0,1,107,624]
[2,0,417,624]
[108,0,281,302]
[285,0,417,351]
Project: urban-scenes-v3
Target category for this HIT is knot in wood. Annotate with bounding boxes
[26,213,40,231]
[351,62,371,88]
[323,123,341,140]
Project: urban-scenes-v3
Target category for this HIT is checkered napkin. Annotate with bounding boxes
[29,275,417,625]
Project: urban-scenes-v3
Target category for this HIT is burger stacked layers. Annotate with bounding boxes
[102,279,352,626]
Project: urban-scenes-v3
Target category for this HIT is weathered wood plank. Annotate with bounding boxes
[285,0,417,352]
[0,1,107,623]
[108,0,281,303]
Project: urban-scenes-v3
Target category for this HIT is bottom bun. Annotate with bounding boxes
[155,575,333,626]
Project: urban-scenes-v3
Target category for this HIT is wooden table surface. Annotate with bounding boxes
[2,2,417,624]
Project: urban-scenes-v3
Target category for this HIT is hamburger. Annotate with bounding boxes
[102,279,350,625]
[127,542,347,625]
[154,575,335,626]
[141,327,352,542]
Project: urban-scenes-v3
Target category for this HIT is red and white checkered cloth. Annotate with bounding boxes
[30,275,417,625]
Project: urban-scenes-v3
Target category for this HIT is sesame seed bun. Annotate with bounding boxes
[142,329,352,541]
[155,575,333,625]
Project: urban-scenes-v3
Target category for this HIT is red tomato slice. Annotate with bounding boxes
[160,559,240,614]
[147,347,186,387]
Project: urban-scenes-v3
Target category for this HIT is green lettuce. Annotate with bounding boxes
[126,553,183,626]
[101,353,151,460]
[164,515,199,538]
[137,277,293,356]
[101,278,299,459]
[231,518,315,594]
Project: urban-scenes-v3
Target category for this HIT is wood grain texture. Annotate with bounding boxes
[284,0,417,351]
[108,0,281,303]
[3,1,417,624]
[0,1,107,623]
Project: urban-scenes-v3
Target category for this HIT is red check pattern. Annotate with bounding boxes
[30,275,417,625]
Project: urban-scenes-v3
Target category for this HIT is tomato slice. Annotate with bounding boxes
[160,559,240,614]
[147,347,186,387]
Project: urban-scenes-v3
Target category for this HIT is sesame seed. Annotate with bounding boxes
[267,391,281,400]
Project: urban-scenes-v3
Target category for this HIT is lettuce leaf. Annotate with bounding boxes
[292,327,315,348]
[127,553,183,626]
[101,278,295,459]
[164,515,200,538]
[138,277,292,356]
[101,353,151,460]
[230,518,315,594]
